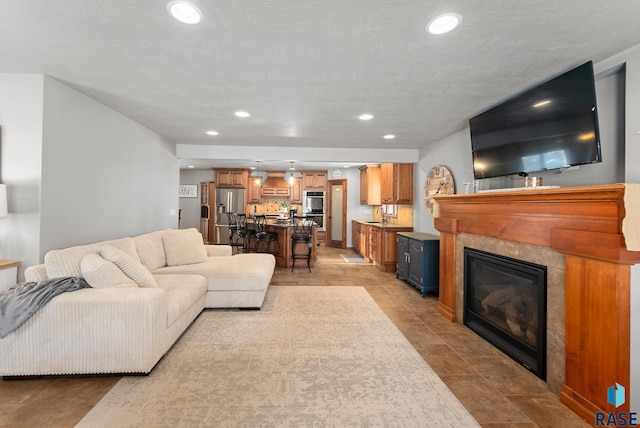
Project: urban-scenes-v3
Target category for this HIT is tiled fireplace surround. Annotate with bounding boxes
[434,184,640,423]
[454,233,566,395]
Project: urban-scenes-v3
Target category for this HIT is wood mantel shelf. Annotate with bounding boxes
[433,183,640,423]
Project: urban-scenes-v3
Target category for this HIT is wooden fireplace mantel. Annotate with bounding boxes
[433,183,640,422]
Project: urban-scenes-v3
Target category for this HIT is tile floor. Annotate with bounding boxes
[0,247,590,427]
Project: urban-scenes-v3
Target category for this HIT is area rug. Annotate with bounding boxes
[340,253,368,263]
[77,286,479,427]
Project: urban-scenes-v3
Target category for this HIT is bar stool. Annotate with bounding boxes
[234,214,253,253]
[291,215,314,272]
[226,212,244,254]
[254,215,279,256]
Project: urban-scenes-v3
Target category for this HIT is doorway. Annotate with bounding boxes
[327,179,347,248]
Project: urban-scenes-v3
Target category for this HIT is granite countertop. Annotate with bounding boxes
[352,219,413,230]
[263,219,318,228]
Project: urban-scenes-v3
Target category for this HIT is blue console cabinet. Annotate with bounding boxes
[396,232,440,297]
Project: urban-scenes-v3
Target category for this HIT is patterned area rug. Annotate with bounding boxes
[77,286,479,427]
[340,253,368,263]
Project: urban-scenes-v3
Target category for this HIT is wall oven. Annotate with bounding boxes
[303,191,325,229]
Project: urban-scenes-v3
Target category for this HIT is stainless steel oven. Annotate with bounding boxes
[303,191,325,229]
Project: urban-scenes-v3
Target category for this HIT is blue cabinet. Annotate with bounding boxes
[396,232,439,297]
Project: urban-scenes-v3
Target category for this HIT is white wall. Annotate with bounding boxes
[0,75,181,280]
[179,169,214,230]
[38,77,179,257]
[0,74,44,279]
[600,43,640,414]
[342,167,374,247]
[415,129,474,234]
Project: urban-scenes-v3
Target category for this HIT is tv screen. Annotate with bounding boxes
[470,61,602,180]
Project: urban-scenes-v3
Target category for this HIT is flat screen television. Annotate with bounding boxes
[469,61,602,180]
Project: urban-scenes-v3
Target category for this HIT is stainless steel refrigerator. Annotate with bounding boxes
[214,188,246,245]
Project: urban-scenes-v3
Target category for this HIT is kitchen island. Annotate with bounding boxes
[255,218,318,269]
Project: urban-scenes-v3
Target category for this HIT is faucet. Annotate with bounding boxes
[377,206,388,224]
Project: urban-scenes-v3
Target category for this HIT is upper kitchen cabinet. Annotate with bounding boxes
[215,169,248,188]
[302,171,327,190]
[290,177,303,204]
[359,164,381,205]
[247,176,262,204]
[381,163,413,204]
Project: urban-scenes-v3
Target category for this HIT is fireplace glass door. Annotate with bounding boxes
[464,248,547,379]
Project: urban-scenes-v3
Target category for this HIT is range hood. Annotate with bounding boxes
[262,171,289,188]
[261,171,291,196]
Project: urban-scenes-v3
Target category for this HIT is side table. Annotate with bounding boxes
[0,260,20,292]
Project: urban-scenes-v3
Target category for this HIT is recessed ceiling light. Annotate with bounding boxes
[206,130,219,136]
[343,165,350,168]
[383,134,396,139]
[235,111,250,118]
[532,100,551,108]
[167,1,203,25]
[187,165,195,168]
[359,113,374,121]
[427,13,462,35]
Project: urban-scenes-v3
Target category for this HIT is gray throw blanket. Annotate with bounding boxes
[0,277,91,338]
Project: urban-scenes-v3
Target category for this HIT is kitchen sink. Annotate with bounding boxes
[364,221,382,224]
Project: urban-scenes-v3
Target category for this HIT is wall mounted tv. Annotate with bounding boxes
[469,61,602,180]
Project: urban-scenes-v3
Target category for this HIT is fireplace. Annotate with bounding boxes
[464,247,547,379]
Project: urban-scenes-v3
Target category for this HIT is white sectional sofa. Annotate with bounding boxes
[0,228,275,377]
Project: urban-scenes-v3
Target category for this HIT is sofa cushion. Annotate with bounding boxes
[80,254,138,289]
[152,254,275,292]
[101,245,158,288]
[153,274,207,327]
[162,228,208,266]
[134,231,167,271]
[45,237,139,279]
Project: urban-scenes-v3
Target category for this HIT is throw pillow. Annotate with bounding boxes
[134,231,167,271]
[162,228,208,266]
[80,254,138,289]
[101,244,158,288]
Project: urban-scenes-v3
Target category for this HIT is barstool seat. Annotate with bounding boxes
[291,216,315,272]
[254,215,279,256]
[226,212,244,254]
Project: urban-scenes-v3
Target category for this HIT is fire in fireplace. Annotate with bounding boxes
[463,248,547,379]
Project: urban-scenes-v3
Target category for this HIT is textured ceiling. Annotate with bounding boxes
[2,1,640,169]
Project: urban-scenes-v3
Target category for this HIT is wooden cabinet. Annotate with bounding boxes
[352,221,362,255]
[248,177,262,204]
[216,169,248,188]
[317,230,326,246]
[369,226,382,266]
[380,163,413,204]
[291,177,302,204]
[371,225,413,272]
[359,165,381,205]
[200,219,210,243]
[199,181,215,244]
[261,187,290,197]
[354,222,412,271]
[302,171,327,190]
[396,232,440,296]
[352,221,370,260]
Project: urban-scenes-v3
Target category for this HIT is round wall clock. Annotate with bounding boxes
[424,165,455,216]
[332,169,342,179]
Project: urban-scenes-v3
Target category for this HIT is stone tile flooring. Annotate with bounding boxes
[0,247,590,427]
